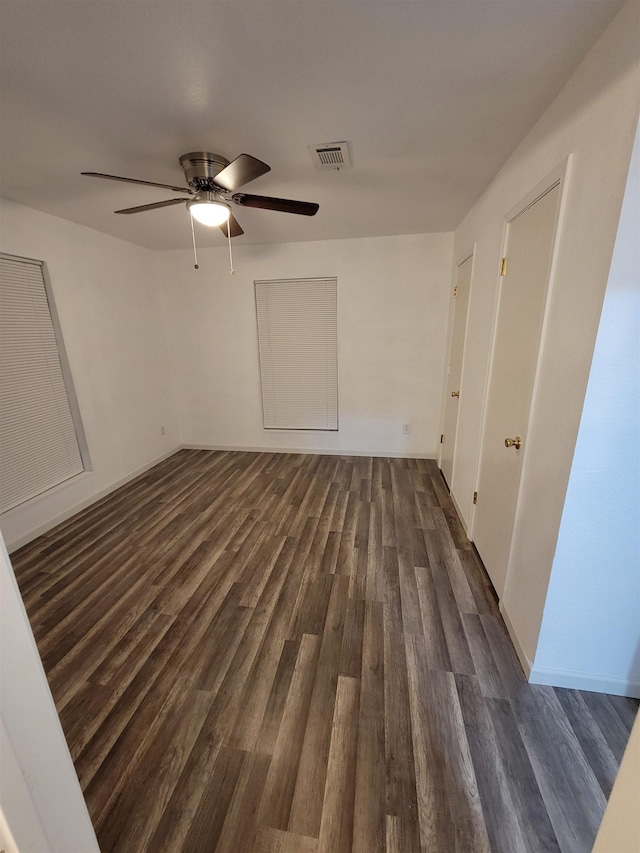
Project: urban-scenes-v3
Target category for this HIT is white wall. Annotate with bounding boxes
[449,0,640,670]
[0,198,181,551]
[531,119,640,698]
[0,532,99,852]
[159,233,453,457]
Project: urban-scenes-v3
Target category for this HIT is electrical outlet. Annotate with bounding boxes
[160,425,166,436]
[402,422,411,435]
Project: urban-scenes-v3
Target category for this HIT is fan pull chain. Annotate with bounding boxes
[227,220,235,276]
[190,215,199,269]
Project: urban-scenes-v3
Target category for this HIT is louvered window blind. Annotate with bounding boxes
[255,278,338,430]
[0,254,87,512]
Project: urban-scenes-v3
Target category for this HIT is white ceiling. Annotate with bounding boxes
[0,0,623,250]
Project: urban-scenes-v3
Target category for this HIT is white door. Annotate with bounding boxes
[473,182,561,597]
[440,255,472,487]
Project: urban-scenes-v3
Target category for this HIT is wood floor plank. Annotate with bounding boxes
[414,559,452,673]
[383,627,421,852]
[335,491,360,578]
[352,600,386,853]
[339,597,366,680]
[383,545,404,636]
[255,828,318,853]
[437,528,478,614]
[81,567,245,824]
[555,688,621,797]
[82,668,191,828]
[455,674,526,853]
[74,612,197,791]
[146,726,224,852]
[365,500,384,603]
[406,646,491,853]
[9,448,636,853]
[480,613,530,699]
[227,548,316,752]
[96,688,212,852]
[461,612,508,699]
[199,586,285,744]
[426,529,476,675]
[43,566,161,701]
[404,636,450,852]
[257,639,301,756]
[259,633,322,832]
[289,575,334,642]
[485,697,562,853]
[287,574,350,837]
[317,675,360,853]
[34,544,143,650]
[60,611,174,758]
[397,546,423,637]
[304,481,340,579]
[384,815,403,853]
[579,689,636,763]
[414,490,436,530]
[234,531,286,604]
[350,534,369,600]
[606,693,639,733]
[90,608,174,687]
[194,583,253,693]
[215,751,272,853]
[458,548,497,615]
[180,746,247,853]
[381,488,396,548]
[514,686,607,853]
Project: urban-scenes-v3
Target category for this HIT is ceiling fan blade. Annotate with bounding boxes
[82,172,190,193]
[114,198,188,214]
[219,213,244,238]
[214,154,271,192]
[232,193,319,216]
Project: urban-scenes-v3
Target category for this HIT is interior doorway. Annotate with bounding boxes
[440,253,473,488]
[473,181,562,598]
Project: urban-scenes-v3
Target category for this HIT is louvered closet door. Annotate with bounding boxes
[255,278,338,430]
[0,255,85,512]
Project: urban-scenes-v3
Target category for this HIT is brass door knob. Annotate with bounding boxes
[504,436,522,450]
[451,391,460,398]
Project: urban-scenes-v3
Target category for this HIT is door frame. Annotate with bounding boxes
[437,245,476,500]
[469,157,573,606]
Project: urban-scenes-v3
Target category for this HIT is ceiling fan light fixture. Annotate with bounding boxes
[187,193,231,226]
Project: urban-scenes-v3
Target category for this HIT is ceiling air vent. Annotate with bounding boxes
[309,141,352,171]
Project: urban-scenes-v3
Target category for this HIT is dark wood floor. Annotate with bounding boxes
[11,450,637,853]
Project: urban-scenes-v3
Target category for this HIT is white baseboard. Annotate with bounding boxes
[529,666,640,699]
[501,601,640,697]
[6,447,182,553]
[500,603,534,678]
[183,443,436,460]
[6,444,434,552]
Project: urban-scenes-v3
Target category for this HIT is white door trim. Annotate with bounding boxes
[437,244,476,474]
[500,156,573,604]
[449,249,476,491]
[456,245,476,268]
[0,534,100,852]
[468,156,573,573]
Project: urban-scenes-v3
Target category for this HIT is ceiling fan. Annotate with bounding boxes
[82,151,319,238]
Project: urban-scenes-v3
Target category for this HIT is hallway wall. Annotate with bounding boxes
[448,0,640,674]
[532,119,640,697]
[0,199,180,551]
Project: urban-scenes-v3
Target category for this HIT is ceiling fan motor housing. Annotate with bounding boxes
[179,152,230,188]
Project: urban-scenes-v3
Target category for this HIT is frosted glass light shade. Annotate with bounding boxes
[188,200,231,226]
